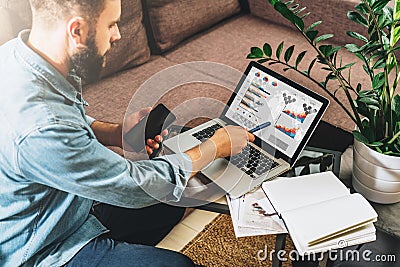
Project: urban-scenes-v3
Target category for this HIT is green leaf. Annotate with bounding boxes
[306,30,319,41]
[294,7,307,16]
[289,4,300,11]
[285,0,294,6]
[257,58,269,64]
[307,58,317,76]
[355,3,368,14]
[393,95,400,117]
[372,72,385,89]
[393,143,400,153]
[356,83,362,92]
[314,34,334,44]
[371,0,391,12]
[274,2,305,30]
[358,90,375,97]
[319,45,341,58]
[337,62,356,72]
[263,43,272,57]
[250,47,264,58]
[300,12,310,19]
[364,44,383,55]
[276,41,284,59]
[372,57,386,69]
[345,44,360,53]
[369,141,384,147]
[247,53,260,59]
[353,130,370,144]
[358,97,380,106]
[284,45,295,63]
[347,31,368,42]
[392,27,400,46]
[367,104,381,110]
[295,51,307,68]
[347,11,368,27]
[362,64,370,75]
[306,21,322,32]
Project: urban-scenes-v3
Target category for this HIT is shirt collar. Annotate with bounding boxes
[16,30,85,105]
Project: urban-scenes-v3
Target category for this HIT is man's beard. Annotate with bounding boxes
[70,37,106,84]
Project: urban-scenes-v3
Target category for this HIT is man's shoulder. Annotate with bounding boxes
[0,38,18,62]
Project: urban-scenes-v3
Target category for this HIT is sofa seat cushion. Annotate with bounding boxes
[143,0,241,53]
[84,56,237,126]
[101,0,151,77]
[163,15,370,132]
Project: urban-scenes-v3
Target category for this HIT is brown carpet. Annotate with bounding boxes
[180,214,295,267]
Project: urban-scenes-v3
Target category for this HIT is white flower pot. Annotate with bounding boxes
[352,139,400,204]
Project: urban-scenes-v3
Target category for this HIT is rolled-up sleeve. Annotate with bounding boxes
[16,122,193,208]
[85,115,96,126]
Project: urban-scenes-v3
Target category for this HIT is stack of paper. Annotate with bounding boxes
[227,188,287,238]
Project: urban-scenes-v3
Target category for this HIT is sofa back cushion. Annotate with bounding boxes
[143,0,241,53]
[248,0,365,46]
[102,0,151,77]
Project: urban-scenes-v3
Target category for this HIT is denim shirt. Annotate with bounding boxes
[0,30,192,266]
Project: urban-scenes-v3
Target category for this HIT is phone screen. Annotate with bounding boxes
[124,104,176,152]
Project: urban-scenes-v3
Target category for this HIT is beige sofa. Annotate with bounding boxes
[1,0,367,134]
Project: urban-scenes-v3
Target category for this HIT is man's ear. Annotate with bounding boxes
[67,17,88,47]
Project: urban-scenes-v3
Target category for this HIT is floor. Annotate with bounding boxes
[156,208,219,251]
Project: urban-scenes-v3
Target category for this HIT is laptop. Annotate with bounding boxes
[164,61,329,198]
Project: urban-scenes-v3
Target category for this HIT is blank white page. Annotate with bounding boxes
[261,171,349,214]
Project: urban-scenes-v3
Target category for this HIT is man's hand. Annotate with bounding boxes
[209,126,255,158]
[123,107,167,155]
[185,125,255,177]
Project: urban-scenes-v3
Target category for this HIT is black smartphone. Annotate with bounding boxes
[124,104,176,152]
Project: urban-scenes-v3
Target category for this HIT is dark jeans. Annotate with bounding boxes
[65,203,195,266]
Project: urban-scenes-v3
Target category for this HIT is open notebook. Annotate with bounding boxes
[261,171,377,255]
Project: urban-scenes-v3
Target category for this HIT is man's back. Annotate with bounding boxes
[0,32,106,266]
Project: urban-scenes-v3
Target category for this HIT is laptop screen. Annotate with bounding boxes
[223,62,329,164]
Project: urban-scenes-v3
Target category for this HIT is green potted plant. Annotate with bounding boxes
[247,0,400,203]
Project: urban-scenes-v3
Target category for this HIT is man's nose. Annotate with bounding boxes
[111,24,121,43]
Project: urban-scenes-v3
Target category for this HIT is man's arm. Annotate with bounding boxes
[90,120,122,147]
[185,126,255,177]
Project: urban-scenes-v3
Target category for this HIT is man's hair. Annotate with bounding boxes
[29,0,106,26]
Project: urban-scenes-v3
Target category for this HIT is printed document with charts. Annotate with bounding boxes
[261,171,377,255]
[226,188,287,238]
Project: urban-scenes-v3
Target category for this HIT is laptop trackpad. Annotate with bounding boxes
[201,158,243,194]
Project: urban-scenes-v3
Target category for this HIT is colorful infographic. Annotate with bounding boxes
[225,66,323,158]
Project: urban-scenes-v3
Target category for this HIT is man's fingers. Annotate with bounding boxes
[145,145,153,155]
[154,135,163,143]
[146,139,160,149]
[247,131,255,143]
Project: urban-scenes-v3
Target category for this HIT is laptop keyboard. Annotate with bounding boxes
[229,145,280,178]
[192,124,280,179]
[192,123,223,142]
